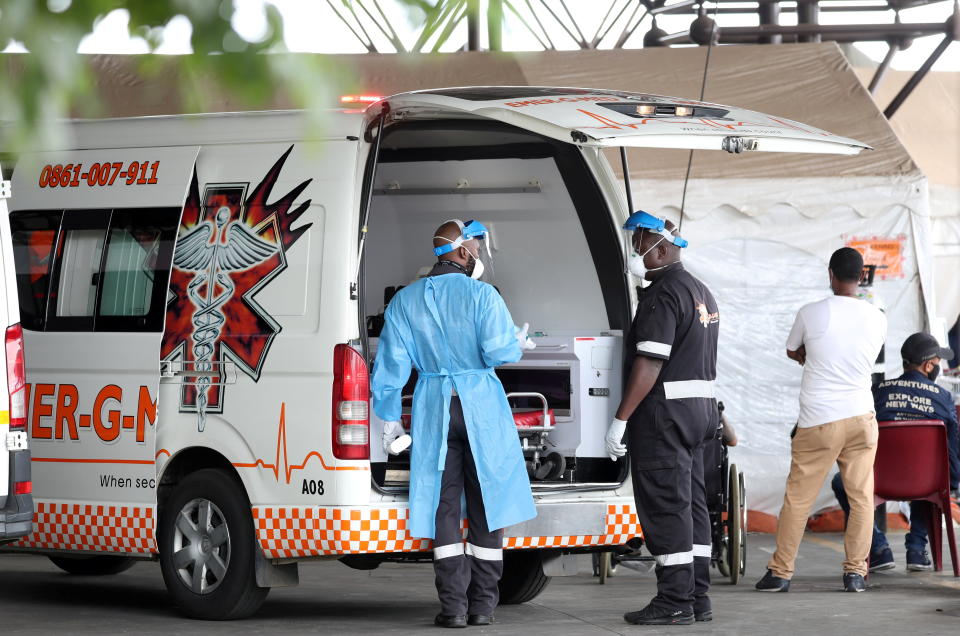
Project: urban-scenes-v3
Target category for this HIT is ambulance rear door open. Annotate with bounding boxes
[383,87,870,155]
[8,147,197,534]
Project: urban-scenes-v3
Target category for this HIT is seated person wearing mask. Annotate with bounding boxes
[832,332,959,572]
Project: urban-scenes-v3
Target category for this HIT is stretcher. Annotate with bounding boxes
[398,392,565,481]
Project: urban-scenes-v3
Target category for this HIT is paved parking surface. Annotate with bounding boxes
[1,532,958,634]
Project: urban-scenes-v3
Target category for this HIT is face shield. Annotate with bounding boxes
[433,219,494,280]
[621,210,688,279]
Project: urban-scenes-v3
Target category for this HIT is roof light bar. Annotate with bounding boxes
[340,95,384,105]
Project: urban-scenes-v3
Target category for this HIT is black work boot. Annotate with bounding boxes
[755,569,790,592]
[467,614,493,625]
[624,603,695,626]
[434,614,467,628]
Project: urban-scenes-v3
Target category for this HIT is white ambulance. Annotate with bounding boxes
[0,161,30,546]
[5,87,866,619]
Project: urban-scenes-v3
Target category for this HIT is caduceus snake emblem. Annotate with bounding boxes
[173,205,278,432]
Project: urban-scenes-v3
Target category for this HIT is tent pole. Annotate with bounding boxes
[620,147,634,214]
[869,42,899,95]
[884,34,952,119]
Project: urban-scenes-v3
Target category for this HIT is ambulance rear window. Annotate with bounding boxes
[10,210,61,331]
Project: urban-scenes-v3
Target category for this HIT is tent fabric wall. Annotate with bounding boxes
[854,68,960,329]
[642,176,931,514]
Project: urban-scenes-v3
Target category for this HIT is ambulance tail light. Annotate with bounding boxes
[14,481,32,495]
[332,344,370,460]
[5,323,26,430]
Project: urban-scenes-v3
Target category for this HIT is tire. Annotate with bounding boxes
[738,471,747,579]
[158,469,268,620]
[498,550,551,604]
[727,463,742,585]
[49,554,136,576]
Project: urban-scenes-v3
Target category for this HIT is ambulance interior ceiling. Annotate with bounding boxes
[363,126,613,334]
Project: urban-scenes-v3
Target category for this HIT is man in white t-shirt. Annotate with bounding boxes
[756,247,886,594]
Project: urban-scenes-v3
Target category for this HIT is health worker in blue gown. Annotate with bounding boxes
[371,219,536,628]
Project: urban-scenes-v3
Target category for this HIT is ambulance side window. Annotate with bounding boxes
[10,207,179,333]
[46,209,111,331]
[10,210,62,331]
[96,208,179,332]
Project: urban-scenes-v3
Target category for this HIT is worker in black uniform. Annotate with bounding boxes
[606,211,720,626]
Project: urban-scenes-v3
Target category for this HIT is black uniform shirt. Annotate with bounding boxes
[626,262,720,394]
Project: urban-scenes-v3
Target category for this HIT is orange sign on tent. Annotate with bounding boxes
[845,235,905,280]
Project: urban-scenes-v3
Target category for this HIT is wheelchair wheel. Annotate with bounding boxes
[592,551,616,584]
[727,463,743,584]
[736,470,747,579]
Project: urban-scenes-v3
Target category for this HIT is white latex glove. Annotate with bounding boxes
[605,418,628,461]
[515,322,537,351]
[382,420,405,456]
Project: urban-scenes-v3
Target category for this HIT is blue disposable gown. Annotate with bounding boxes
[371,272,537,539]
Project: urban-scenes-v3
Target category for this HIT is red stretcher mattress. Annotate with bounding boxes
[399,409,554,429]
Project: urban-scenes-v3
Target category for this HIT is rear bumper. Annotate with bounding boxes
[252,496,642,559]
[0,449,33,543]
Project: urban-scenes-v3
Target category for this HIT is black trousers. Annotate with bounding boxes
[629,397,716,613]
[433,397,503,616]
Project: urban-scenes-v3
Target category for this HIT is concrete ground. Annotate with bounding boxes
[0,532,958,634]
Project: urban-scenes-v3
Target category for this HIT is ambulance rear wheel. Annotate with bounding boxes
[159,469,268,620]
[48,554,136,576]
[498,550,551,604]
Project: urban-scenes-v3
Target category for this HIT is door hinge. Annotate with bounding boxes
[5,431,28,451]
[0,180,11,199]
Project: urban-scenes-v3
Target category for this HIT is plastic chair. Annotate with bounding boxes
[873,420,958,576]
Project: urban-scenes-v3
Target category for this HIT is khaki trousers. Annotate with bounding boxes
[768,413,878,578]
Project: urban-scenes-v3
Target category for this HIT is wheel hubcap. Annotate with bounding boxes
[172,498,231,594]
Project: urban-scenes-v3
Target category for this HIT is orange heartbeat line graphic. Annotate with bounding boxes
[232,403,368,483]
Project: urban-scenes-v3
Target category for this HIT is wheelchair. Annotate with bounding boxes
[593,402,747,584]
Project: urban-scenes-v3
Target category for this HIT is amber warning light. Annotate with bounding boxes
[340,95,384,106]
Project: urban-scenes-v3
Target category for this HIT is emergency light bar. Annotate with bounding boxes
[340,95,384,106]
[602,102,731,119]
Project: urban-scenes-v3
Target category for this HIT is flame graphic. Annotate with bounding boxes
[161,146,312,416]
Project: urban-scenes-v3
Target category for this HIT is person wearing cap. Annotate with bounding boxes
[371,219,536,628]
[831,332,959,572]
[605,212,720,626]
[756,247,886,594]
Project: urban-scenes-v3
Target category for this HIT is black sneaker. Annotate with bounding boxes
[755,569,790,592]
[906,549,934,571]
[693,597,712,622]
[843,572,866,592]
[624,604,695,626]
[434,614,467,628]
[869,547,896,572]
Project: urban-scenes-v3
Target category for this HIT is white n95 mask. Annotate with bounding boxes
[627,236,665,278]
[466,246,484,280]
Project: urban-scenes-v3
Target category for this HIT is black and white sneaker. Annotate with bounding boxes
[869,547,896,572]
[755,569,790,592]
[843,572,866,592]
[624,604,695,626]
[906,549,934,571]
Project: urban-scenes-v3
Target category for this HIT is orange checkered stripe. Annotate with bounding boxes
[253,503,641,559]
[505,504,642,549]
[13,501,156,554]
